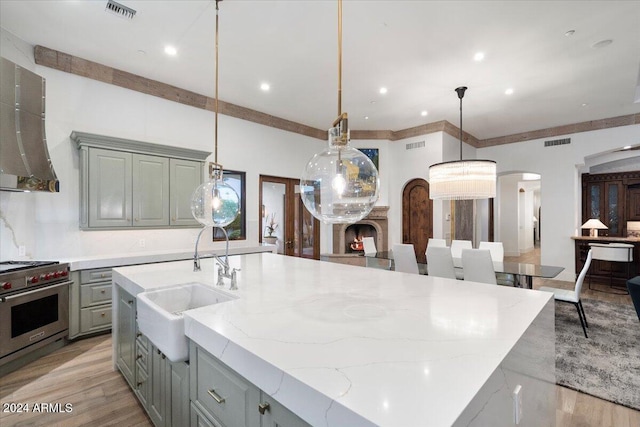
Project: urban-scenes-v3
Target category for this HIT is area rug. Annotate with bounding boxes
[555,298,640,410]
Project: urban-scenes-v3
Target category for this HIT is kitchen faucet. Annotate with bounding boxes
[193,226,240,290]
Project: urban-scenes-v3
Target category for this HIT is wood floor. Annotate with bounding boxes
[0,248,638,427]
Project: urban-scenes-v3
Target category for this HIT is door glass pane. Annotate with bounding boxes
[262,181,286,254]
[590,185,600,218]
[294,184,315,259]
[608,184,618,234]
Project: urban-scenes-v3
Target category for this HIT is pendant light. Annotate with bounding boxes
[191,0,240,227]
[299,0,380,224]
[428,87,496,200]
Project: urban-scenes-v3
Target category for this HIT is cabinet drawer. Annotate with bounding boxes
[80,282,112,307]
[191,344,259,427]
[79,304,112,333]
[135,360,149,409]
[137,331,149,352]
[80,268,112,284]
[136,339,149,373]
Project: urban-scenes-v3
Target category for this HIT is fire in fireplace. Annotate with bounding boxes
[345,224,377,253]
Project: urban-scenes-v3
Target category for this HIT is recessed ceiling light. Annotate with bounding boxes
[623,145,632,150]
[379,87,388,95]
[260,83,270,91]
[164,45,177,56]
[505,88,514,95]
[581,103,588,107]
[474,52,484,61]
[364,116,369,120]
[592,39,613,49]
[565,30,576,36]
[370,101,376,105]
[421,110,428,117]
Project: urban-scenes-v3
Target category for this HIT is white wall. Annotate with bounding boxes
[0,29,320,260]
[479,124,640,280]
[497,175,521,256]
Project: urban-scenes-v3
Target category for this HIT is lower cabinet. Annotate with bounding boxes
[189,341,310,427]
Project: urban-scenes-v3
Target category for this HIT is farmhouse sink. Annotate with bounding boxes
[137,282,237,362]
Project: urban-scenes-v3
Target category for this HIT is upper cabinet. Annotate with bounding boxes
[581,171,640,237]
[72,131,210,229]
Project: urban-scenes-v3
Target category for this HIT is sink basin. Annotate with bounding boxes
[137,282,237,362]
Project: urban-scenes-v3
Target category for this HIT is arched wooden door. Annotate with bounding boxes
[402,179,433,263]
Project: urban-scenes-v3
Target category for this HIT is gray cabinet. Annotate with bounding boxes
[116,287,136,388]
[69,267,113,339]
[73,131,209,230]
[149,345,171,427]
[170,158,202,227]
[190,342,310,427]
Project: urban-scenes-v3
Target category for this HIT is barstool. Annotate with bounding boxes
[588,243,633,294]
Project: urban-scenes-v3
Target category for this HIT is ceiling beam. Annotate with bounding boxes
[34,45,639,148]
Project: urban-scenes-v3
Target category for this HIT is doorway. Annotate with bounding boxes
[402,178,433,263]
[259,175,320,259]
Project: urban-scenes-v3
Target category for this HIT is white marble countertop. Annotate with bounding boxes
[112,253,552,427]
[62,244,275,271]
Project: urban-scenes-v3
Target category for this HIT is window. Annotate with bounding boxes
[213,170,246,241]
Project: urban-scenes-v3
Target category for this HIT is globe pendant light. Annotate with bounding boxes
[428,87,496,200]
[300,0,380,224]
[191,0,240,227]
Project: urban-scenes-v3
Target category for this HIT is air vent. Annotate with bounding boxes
[406,141,425,150]
[105,0,136,20]
[544,138,571,147]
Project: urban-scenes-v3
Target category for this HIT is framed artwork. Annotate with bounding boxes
[359,148,379,171]
[213,169,246,241]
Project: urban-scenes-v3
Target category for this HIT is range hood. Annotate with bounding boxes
[0,57,59,192]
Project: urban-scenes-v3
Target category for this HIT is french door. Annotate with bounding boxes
[259,175,320,259]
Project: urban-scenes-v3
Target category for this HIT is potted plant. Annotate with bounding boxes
[263,213,278,245]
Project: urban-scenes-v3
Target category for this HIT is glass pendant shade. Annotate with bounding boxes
[429,159,497,200]
[190,175,240,227]
[300,128,380,224]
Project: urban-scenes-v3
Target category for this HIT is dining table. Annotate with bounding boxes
[364,250,565,289]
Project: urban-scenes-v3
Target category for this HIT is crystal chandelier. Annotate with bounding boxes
[429,86,496,200]
[299,0,380,224]
[191,0,240,227]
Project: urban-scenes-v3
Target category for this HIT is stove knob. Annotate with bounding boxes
[53,271,60,278]
[29,276,39,284]
[45,273,53,280]
[2,282,11,290]
[61,270,68,277]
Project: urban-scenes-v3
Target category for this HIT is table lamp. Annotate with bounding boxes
[581,218,608,237]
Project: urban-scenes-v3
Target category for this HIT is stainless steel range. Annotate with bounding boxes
[0,261,71,369]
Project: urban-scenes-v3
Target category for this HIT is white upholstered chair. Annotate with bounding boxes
[588,243,633,293]
[362,236,377,255]
[392,244,420,274]
[461,249,497,285]
[428,238,447,248]
[539,249,593,338]
[426,246,457,280]
[478,241,515,286]
[450,240,472,259]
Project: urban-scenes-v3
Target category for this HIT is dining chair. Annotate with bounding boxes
[362,236,377,255]
[428,238,447,247]
[478,241,516,286]
[588,243,633,294]
[461,249,497,285]
[426,246,457,280]
[539,249,593,338]
[450,240,472,259]
[392,243,420,274]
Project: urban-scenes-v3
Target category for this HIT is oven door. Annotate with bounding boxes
[0,280,71,359]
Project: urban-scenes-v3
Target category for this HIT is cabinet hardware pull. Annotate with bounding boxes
[136,332,142,337]
[101,312,105,317]
[128,300,134,304]
[137,382,143,387]
[101,290,106,294]
[258,402,270,415]
[101,273,106,278]
[207,389,225,404]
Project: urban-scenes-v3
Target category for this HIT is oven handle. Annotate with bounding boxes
[0,280,72,302]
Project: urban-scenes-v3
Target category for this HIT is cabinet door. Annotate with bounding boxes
[584,181,624,236]
[133,154,170,227]
[116,288,136,387]
[258,393,310,427]
[170,158,202,226]
[149,346,170,427]
[628,186,640,221]
[89,148,132,227]
[171,361,191,427]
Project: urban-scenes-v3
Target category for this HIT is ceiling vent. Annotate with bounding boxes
[544,138,571,147]
[105,0,136,20]
[406,141,425,150]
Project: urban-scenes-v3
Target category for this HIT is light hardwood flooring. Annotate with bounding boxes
[1,249,638,427]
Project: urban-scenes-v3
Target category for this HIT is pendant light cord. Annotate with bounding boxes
[337,0,342,117]
[455,86,467,161]
[214,0,220,165]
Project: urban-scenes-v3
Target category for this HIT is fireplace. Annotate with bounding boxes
[333,206,389,254]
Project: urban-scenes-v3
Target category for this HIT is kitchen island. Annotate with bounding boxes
[112,253,555,427]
